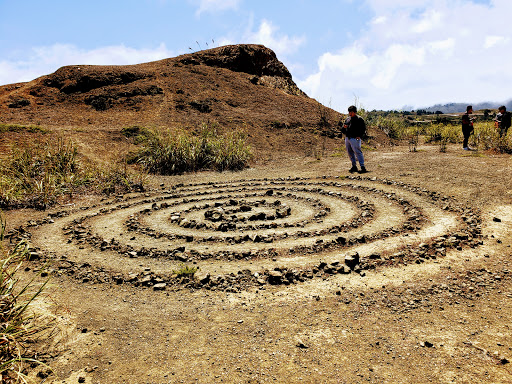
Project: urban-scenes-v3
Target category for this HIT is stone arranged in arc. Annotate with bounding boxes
[25,175,483,292]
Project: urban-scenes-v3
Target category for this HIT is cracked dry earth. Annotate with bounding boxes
[6,144,512,384]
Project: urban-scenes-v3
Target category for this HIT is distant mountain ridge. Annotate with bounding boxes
[405,100,512,114]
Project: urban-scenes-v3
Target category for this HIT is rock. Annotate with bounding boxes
[153,283,167,291]
[140,275,153,286]
[344,252,360,269]
[295,338,309,349]
[28,251,40,260]
[196,272,211,284]
[268,270,283,285]
[175,253,188,262]
[276,206,291,218]
[493,217,502,222]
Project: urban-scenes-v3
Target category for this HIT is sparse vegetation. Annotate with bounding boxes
[0,214,50,383]
[0,137,146,209]
[173,264,198,278]
[128,123,252,174]
[0,124,48,134]
[368,110,512,153]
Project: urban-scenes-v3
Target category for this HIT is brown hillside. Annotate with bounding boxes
[0,44,343,161]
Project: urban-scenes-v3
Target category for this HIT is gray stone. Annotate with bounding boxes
[153,283,167,291]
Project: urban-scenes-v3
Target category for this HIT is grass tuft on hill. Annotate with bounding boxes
[127,123,252,174]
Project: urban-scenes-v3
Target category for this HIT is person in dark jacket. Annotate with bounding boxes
[340,105,367,173]
[461,105,474,150]
[496,105,511,137]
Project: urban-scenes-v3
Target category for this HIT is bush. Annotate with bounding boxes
[128,123,252,174]
[374,115,409,140]
[425,124,461,152]
[470,121,510,151]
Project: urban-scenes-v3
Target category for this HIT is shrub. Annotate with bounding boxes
[374,115,409,140]
[129,123,252,174]
[425,124,461,152]
[121,126,151,144]
[469,121,512,152]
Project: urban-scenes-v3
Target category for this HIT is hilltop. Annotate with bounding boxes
[0,44,343,161]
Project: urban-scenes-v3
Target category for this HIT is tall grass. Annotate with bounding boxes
[0,138,146,209]
[0,214,50,383]
[0,138,81,208]
[128,123,252,174]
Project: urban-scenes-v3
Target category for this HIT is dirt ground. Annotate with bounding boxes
[5,142,512,384]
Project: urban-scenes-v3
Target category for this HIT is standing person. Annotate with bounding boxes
[341,105,367,173]
[461,105,474,150]
[496,105,511,137]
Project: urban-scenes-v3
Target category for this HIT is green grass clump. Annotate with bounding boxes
[0,124,48,134]
[173,264,198,278]
[121,125,151,144]
[128,123,252,174]
[0,214,50,383]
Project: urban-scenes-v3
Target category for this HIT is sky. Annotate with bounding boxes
[0,0,510,111]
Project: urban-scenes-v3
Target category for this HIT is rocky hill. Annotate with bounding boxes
[0,44,342,160]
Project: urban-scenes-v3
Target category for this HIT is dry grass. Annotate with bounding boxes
[0,137,146,209]
[0,214,50,383]
[127,122,253,174]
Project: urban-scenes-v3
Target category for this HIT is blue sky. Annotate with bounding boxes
[0,0,509,111]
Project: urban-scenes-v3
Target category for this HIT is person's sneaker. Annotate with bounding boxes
[349,166,358,173]
[358,166,368,174]
[463,147,470,151]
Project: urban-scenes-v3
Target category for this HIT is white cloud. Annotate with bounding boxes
[194,0,240,15]
[371,16,387,25]
[219,19,305,58]
[300,0,512,111]
[412,9,442,33]
[484,35,509,49]
[428,38,455,54]
[250,20,305,55]
[0,43,175,86]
